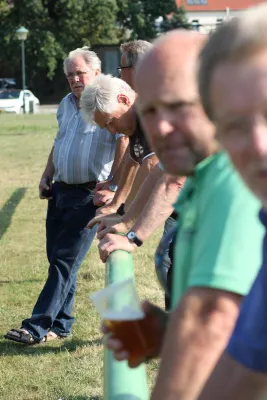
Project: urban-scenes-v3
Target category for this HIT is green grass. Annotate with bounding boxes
[0,114,164,400]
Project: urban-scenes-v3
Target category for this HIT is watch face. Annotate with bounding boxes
[109,184,118,192]
[128,231,136,240]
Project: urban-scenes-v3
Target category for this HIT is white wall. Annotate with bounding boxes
[186,9,243,33]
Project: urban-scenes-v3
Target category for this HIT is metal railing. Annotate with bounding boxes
[104,250,149,400]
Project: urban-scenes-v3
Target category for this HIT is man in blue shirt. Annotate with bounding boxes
[197,4,267,399]
[4,47,126,345]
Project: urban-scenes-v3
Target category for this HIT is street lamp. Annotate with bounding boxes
[16,26,29,114]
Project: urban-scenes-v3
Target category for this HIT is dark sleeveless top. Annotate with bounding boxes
[129,115,153,164]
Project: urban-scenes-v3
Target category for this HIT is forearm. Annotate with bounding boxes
[198,353,267,400]
[123,171,185,240]
[124,154,158,210]
[152,288,241,400]
[41,146,55,179]
[110,153,139,208]
[110,137,129,184]
[121,163,163,226]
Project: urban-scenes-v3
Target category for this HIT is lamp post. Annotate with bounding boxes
[16,26,29,114]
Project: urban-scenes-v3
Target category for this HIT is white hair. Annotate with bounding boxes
[80,74,135,123]
[63,46,101,74]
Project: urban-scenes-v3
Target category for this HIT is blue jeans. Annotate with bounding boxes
[154,215,177,310]
[22,182,97,341]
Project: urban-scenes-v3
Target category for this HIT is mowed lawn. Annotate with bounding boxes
[0,114,164,400]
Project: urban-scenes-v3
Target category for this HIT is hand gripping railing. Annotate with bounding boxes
[104,250,149,400]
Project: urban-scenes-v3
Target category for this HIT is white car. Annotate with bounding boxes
[0,89,40,114]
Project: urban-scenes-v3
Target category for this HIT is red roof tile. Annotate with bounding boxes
[175,0,266,12]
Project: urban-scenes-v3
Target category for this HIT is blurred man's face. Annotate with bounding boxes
[210,49,267,207]
[119,54,135,89]
[66,56,99,100]
[136,54,216,176]
[94,98,132,136]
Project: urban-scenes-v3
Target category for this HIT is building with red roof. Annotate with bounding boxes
[175,0,266,32]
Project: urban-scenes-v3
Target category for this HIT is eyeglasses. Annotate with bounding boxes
[117,65,133,73]
[66,71,89,80]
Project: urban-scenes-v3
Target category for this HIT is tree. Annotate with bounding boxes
[0,0,121,100]
[160,7,191,32]
[0,0,190,101]
[116,0,179,40]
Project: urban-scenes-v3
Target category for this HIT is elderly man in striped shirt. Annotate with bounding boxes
[4,47,127,345]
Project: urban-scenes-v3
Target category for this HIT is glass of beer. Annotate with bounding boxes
[90,278,155,365]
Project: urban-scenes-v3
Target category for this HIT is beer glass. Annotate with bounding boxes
[91,278,154,364]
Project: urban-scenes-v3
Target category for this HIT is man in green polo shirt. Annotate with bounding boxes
[101,30,264,400]
[172,150,262,307]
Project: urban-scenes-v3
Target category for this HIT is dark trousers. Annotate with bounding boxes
[22,182,97,341]
[154,215,177,311]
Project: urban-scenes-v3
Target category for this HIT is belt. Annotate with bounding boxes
[58,181,96,190]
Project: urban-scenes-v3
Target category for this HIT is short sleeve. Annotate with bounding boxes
[54,99,64,143]
[227,263,267,372]
[188,164,263,295]
[115,133,125,139]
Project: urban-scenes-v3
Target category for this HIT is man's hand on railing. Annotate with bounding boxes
[98,234,137,263]
[87,213,121,230]
[93,189,115,206]
[97,220,128,240]
[95,204,119,217]
[94,180,112,192]
[101,300,168,368]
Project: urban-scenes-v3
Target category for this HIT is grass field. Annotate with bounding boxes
[0,114,164,400]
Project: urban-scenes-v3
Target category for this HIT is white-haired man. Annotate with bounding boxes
[81,74,158,218]
[93,40,152,208]
[88,42,185,309]
[196,5,267,400]
[4,47,127,345]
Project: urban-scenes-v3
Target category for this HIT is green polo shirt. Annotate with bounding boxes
[172,151,264,308]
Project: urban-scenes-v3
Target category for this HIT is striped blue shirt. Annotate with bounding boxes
[53,93,120,184]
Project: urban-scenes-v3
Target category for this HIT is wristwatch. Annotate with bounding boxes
[109,183,118,192]
[126,231,143,247]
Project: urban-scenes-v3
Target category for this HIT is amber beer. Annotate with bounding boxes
[103,308,155,364]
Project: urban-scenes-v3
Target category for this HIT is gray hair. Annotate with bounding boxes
[199,3,267,121]
[120,40,152,66]
[80,74,136,123]
[63,46,101,74]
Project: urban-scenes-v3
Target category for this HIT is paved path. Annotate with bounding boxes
[39,104,58,114]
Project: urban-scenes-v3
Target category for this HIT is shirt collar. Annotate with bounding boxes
[173,151,223,213]
[194,151,221,176]
[69,92,79,109]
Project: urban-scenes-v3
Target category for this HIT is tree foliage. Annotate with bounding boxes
[117,0,182,40]
[0,0,189,101]
[160,7,191,32]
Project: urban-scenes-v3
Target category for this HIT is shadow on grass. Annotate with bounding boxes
[0,279,43,286]
[64,397,101,400]
[0,337,102,356]
[0,187,27,240]
[0,133,25,137]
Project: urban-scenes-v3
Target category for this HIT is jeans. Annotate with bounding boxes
[22,182,97,341]
[154,215,177,310]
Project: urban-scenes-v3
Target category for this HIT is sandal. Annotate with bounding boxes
[4,328,65,345]
[4,328,39,344]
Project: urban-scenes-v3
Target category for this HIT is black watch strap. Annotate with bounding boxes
[126,231,143,247]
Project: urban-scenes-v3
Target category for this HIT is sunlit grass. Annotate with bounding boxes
[0,114,164,400]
